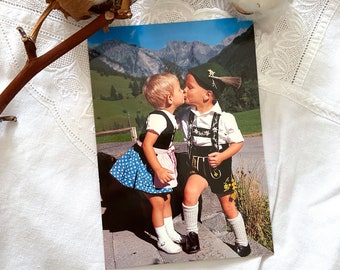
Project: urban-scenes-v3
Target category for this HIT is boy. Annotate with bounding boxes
[179,64,251,257]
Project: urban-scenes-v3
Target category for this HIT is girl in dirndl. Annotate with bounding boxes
[110,73,185,254]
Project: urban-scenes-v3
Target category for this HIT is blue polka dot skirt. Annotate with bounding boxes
[110,147,173,194]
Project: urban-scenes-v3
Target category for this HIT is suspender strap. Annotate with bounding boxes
[187,111,221,159]
[211,112,220,152]
[187,111,195,159]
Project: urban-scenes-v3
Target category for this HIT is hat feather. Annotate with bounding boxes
[210,75,242,89]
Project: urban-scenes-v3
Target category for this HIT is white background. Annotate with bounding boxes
[0,0,339,269]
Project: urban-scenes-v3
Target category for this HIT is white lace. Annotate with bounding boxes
[1,0,95,160]
[256,0,340,125]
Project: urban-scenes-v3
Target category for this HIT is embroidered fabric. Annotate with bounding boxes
[256,0,340,124]
[1,0,339,270]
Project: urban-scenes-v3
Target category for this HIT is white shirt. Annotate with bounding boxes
[146,110,178,135]
[179,102,244,148]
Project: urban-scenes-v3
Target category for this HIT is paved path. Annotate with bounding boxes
[98,136,272,269]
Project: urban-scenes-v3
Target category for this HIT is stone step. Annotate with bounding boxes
[104,221,240,269]
[103,205,273,269]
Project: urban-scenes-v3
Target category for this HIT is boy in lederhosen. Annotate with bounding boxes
[178,64,251,257]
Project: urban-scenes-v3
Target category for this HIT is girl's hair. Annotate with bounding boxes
[142,73,178,109]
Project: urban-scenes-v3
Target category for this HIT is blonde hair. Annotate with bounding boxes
[142,73,178,109]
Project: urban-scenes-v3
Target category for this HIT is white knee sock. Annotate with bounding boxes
[164,216,182,242]
[182,202,199,233]
[227,212,248,246]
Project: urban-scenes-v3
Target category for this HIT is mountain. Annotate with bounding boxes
[89,40,163,76]
[209,25,257,80]
[88,27,249,78]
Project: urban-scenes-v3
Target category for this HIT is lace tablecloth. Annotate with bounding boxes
[0,0,339,269]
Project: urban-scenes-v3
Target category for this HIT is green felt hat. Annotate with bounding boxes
[188,63,241,99]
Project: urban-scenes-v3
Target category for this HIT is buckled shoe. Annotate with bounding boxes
[184,232,200,254]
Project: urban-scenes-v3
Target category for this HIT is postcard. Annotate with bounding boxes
[88,18,273,269]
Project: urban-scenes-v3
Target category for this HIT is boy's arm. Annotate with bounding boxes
[208,141,243,168]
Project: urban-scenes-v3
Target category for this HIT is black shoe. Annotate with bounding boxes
[184,232,200,254]
[235,243,251,257]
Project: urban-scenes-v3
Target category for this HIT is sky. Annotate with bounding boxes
[88,18,253,50]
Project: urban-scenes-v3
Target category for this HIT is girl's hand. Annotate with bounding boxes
[208,152,224,168]
[155,167,174,183]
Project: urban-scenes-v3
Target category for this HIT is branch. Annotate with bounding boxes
[30,1,59,42]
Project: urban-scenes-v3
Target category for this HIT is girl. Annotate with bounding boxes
[110,73,185,254]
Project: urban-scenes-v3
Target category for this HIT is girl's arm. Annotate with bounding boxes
[142,130,174,183]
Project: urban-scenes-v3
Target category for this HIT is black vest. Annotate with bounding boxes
[139,110,176,149]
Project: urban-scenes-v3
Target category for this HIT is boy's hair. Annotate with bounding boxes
[142,73,178,109]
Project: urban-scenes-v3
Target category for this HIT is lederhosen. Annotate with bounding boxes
[187,111,238,196]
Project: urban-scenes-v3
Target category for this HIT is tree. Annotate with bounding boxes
[135,112,146,129]
[131,80,140,97]
[110,85,118,100]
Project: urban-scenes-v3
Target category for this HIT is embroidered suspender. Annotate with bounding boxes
[211,112,220,151]
[187,111,194,159]
[187,111,221,158]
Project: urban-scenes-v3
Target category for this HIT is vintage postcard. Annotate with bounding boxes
[88,18,273,269]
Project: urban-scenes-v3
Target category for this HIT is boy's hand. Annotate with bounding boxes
[155,167,174,183]
[208,152,224,168]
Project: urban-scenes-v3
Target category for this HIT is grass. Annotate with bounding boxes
[93,98,151,131]
[91,70,152,133]
[234,108,262,135]
[233,163,273,251]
